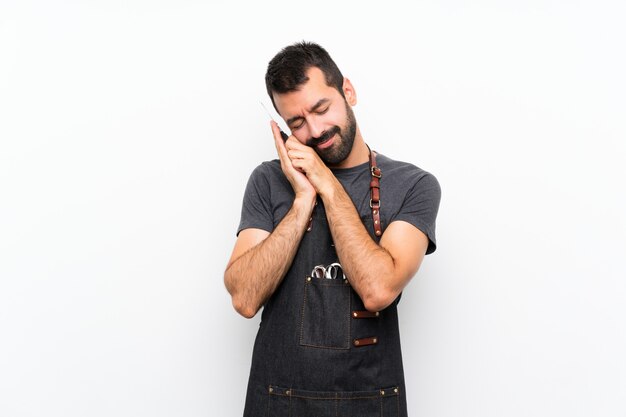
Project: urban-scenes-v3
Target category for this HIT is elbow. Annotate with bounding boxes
[236,307,258,319]
[232,296,259,319]
[224,271,258,319]
[362,288,398,312]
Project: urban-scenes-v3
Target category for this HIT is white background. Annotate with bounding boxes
[1,1,625,416]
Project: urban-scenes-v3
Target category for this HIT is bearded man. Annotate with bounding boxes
[224,41,441,417]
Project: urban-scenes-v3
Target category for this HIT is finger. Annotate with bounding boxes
[290,158,306,171]
[284,136,310,152]
[271,121,290,161]
[287,142,323,164]
[272,122,306,180]
[287,149,312,161]
[270,120,283,144]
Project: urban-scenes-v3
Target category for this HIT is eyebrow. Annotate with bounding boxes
[285,98,330,126]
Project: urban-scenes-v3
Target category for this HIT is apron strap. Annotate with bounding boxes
[367,145,383,237]
[306,145,382,236]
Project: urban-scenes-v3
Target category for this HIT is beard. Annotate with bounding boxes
[306,100,357,166]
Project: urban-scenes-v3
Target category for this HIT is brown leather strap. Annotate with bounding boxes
[307,149,382,235]
[306,199,317,232]
[353,336,378,347]
[368,146,382,237]
[352,310,380,319]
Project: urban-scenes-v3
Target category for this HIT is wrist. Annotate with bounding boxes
[293,193,316,218]
[317,175,340,201]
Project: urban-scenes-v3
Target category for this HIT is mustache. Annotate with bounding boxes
[306,126,340,147]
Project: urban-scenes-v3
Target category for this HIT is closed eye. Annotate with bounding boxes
[291,119,305,130]
[290,105,330,130]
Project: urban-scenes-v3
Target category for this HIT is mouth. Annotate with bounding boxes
[316,135,335,150]
[310,126,340,149]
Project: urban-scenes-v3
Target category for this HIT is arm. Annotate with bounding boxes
[285,142,430,312]
[224,196,314,318]
[224,121,316,318]
[322,178,429,312]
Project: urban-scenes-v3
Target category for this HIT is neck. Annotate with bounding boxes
[328,127,369,169]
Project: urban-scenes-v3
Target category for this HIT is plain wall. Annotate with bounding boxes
[1,1,625,416]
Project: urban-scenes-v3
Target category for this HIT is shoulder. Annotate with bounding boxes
[376,153,440,192]
[374,153,441,254]
[246,159,289,188]
[249,159,282,179]
[243,159,294,220]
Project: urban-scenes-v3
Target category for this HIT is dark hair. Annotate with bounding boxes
[265,41,344,110]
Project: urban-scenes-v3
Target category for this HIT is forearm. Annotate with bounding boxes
[224,197,314,318]
[321,180,398,311]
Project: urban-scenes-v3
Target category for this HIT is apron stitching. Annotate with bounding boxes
[299,278,308,346]
[288,387,292,417]
[300,273,352,350]
[287,394,382,400]
[347,289,352,347]
[396,390,400,416]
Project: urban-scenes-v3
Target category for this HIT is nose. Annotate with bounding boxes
[307,116,325,139]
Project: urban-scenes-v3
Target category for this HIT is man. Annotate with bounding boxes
[224,42,440,416]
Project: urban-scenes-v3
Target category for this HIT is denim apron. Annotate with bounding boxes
[243,153,408,417]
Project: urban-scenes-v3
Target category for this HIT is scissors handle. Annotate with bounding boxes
[311,265,326,279]
[325,262,344,279]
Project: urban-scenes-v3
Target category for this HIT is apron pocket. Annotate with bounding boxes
[267,385,400,417]
[300,276,351,349]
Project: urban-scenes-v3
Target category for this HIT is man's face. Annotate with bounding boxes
[273,67,357,166]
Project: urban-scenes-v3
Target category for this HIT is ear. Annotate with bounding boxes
[342,77,357,106]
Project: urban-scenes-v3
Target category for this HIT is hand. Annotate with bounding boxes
[271,121,316,201]
[283,135,334,196]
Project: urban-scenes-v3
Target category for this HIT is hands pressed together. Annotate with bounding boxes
[270,121,335,202]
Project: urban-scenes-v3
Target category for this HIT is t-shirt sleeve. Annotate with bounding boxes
[236,164,274,236]
[391,172,441,255]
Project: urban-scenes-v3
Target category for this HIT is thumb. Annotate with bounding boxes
[271,121,292,166]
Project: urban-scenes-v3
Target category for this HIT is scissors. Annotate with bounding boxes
[310,262,346,279]
[260,101,289,141]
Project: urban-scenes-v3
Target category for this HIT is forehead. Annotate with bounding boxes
[273,67,339,117]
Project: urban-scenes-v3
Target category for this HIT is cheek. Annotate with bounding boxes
[293,127,311,143]
[328,110,346,128]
